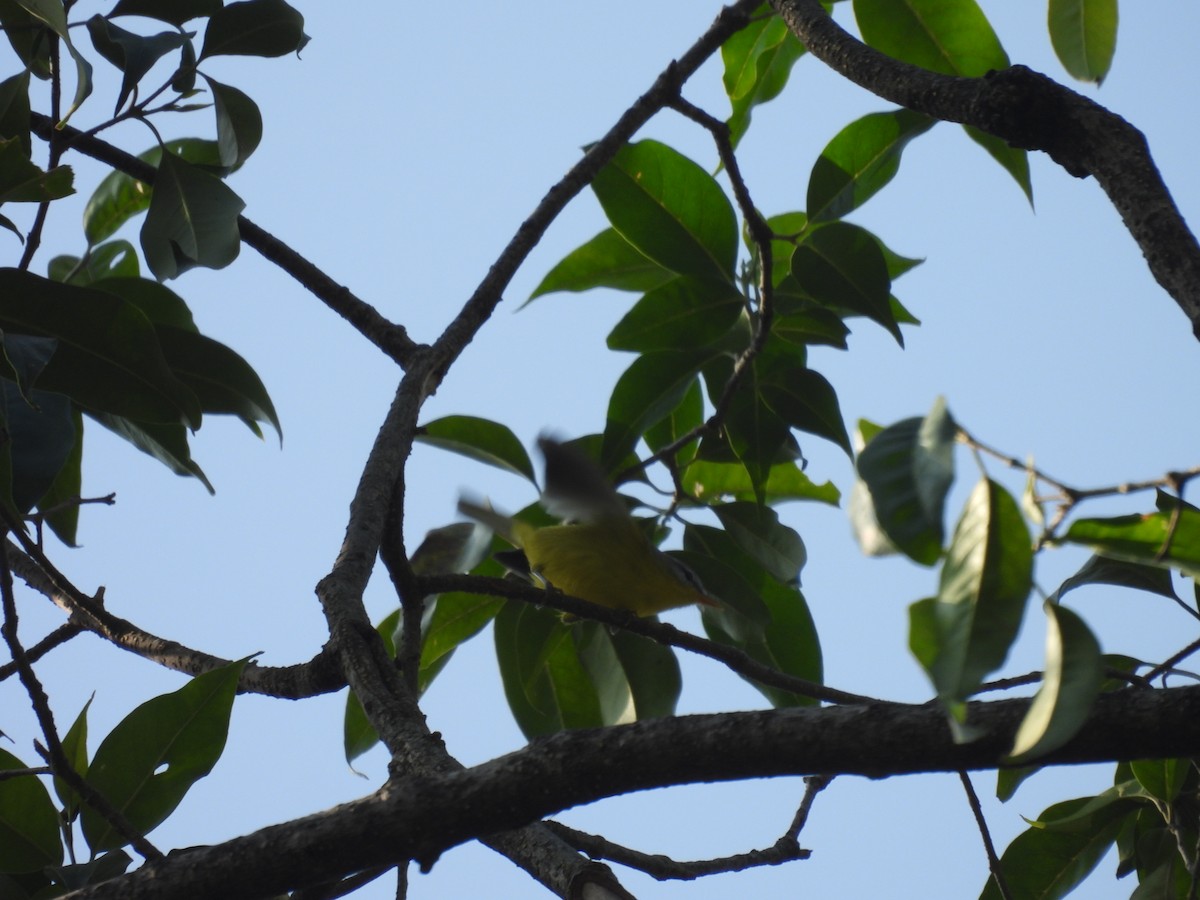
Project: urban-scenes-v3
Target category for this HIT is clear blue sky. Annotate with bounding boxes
[5,2,1200,897]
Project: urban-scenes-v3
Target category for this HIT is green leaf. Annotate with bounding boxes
[926,478,1033,712]
[722,10,806,147]
[89,276,197,331]
[49,240,140,285]
[772,308,850,350]
[576,621,681,724]
[0,269,202,427]
[591,139,737,283]
[0,368,75,512]
[854,0,1009,77]
[690,526,822,706]
[141,150,245,280]
[0,136,73,204]
[0,0,52,79]
[644,376,703,464]
[602,350,714,469]
[1008,602,1103,763]
[416,415,536,483]
[683,458,840,506]
[0,748,62,874]
[85,15,186,114]
[36,405,82,545]
[702,354,792,501]
[494,602,604,738]
[1062,498,1200,580]
[979,795,1131,900]
[1129,758,1188,809]
[527,228,674,301]
[607,276,743,353]
[203,76,263,169]
[760,364,852,457]
[792,222,901,344]
[154,326,280,439]
[807,109,935,223]
[82,660,246,852]
[12,0,92,123]
[1048,0,1118,84]
[45,850,132,892]
[53,697,91,821]
[854,398,956,565]
[90,412,214,492]
[0,72,31,157]
[420,590,505,681]
[199,0,309,59]
[964,126,1033,205]
[84,139,223,245]
[1050,554,1179,604]
[111,0,220,26]
[713,501,806,584]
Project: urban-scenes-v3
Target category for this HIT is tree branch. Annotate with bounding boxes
[63,684,1200,900]
[771,0,1200,340]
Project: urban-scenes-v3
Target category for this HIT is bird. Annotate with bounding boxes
[457,436,717,616]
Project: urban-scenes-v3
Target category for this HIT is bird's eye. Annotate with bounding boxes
[666,556,708,594]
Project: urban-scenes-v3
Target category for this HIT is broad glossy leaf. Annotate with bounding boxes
[602,350,714,469]
[90,412,213,492]
[773,309,850,349]
[607,276,743,352]
[85,15,186,113]
[808,109,935,222]
[713,501,806,584]
[591,140,737,283]
[84,139,222,245]
[928,478,1033,710]
[0,136,72,203]
[49,240,139,285]
[644,376,702,464]
[0,72,31,156]
[53,697,91,821]
[702,354,792,500]
[111,0,220,26]
[1051,554,1178,604]
[420,590,505,678]
[82,660,246,852]
[36,406,82,545]
[1129,758,1188,808]
[89,276,197,331]
[0,269,202,426]
[1063,499,1200,580]
[0,748,61,874]
[416,415,536,483]
[855,399,956,565]
[495,602,604,738]
[690,526,821,706]
[199,0,309,59]
[1049,0,1117,84]
[527,228,673,301]
[683,458,840,506]
[965,126,1033,205]
[204,76,262,169]
[979,795,1130,900]
[1008,602,1102,763]
[0,1,51,78]
[141,150,245,280]
[1,375,75,512]
[722,10,806,147]
[13,0,92,122]
[760,365,852,456]
[154,326,280,439]
[576,621,681,724]
[855,0,1008,77]
[792,222,901,344]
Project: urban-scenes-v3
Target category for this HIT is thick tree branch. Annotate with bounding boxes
[772,0,1200,340]
[64,684,1200,900]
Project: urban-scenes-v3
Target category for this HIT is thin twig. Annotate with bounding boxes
[419,573,878,706]
[959,771,1012,900]
[0,542,162,861]
[0,621,82,681]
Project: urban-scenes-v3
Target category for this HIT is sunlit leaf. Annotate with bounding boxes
[1048,0,1118,84]
[1062,496,1200,580]
[722,9,806,147]
[607,276,743,353]
[527,228,673,301]
[1008,602,1102,763]
[416,415,536,483]
[591,140,737,284]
